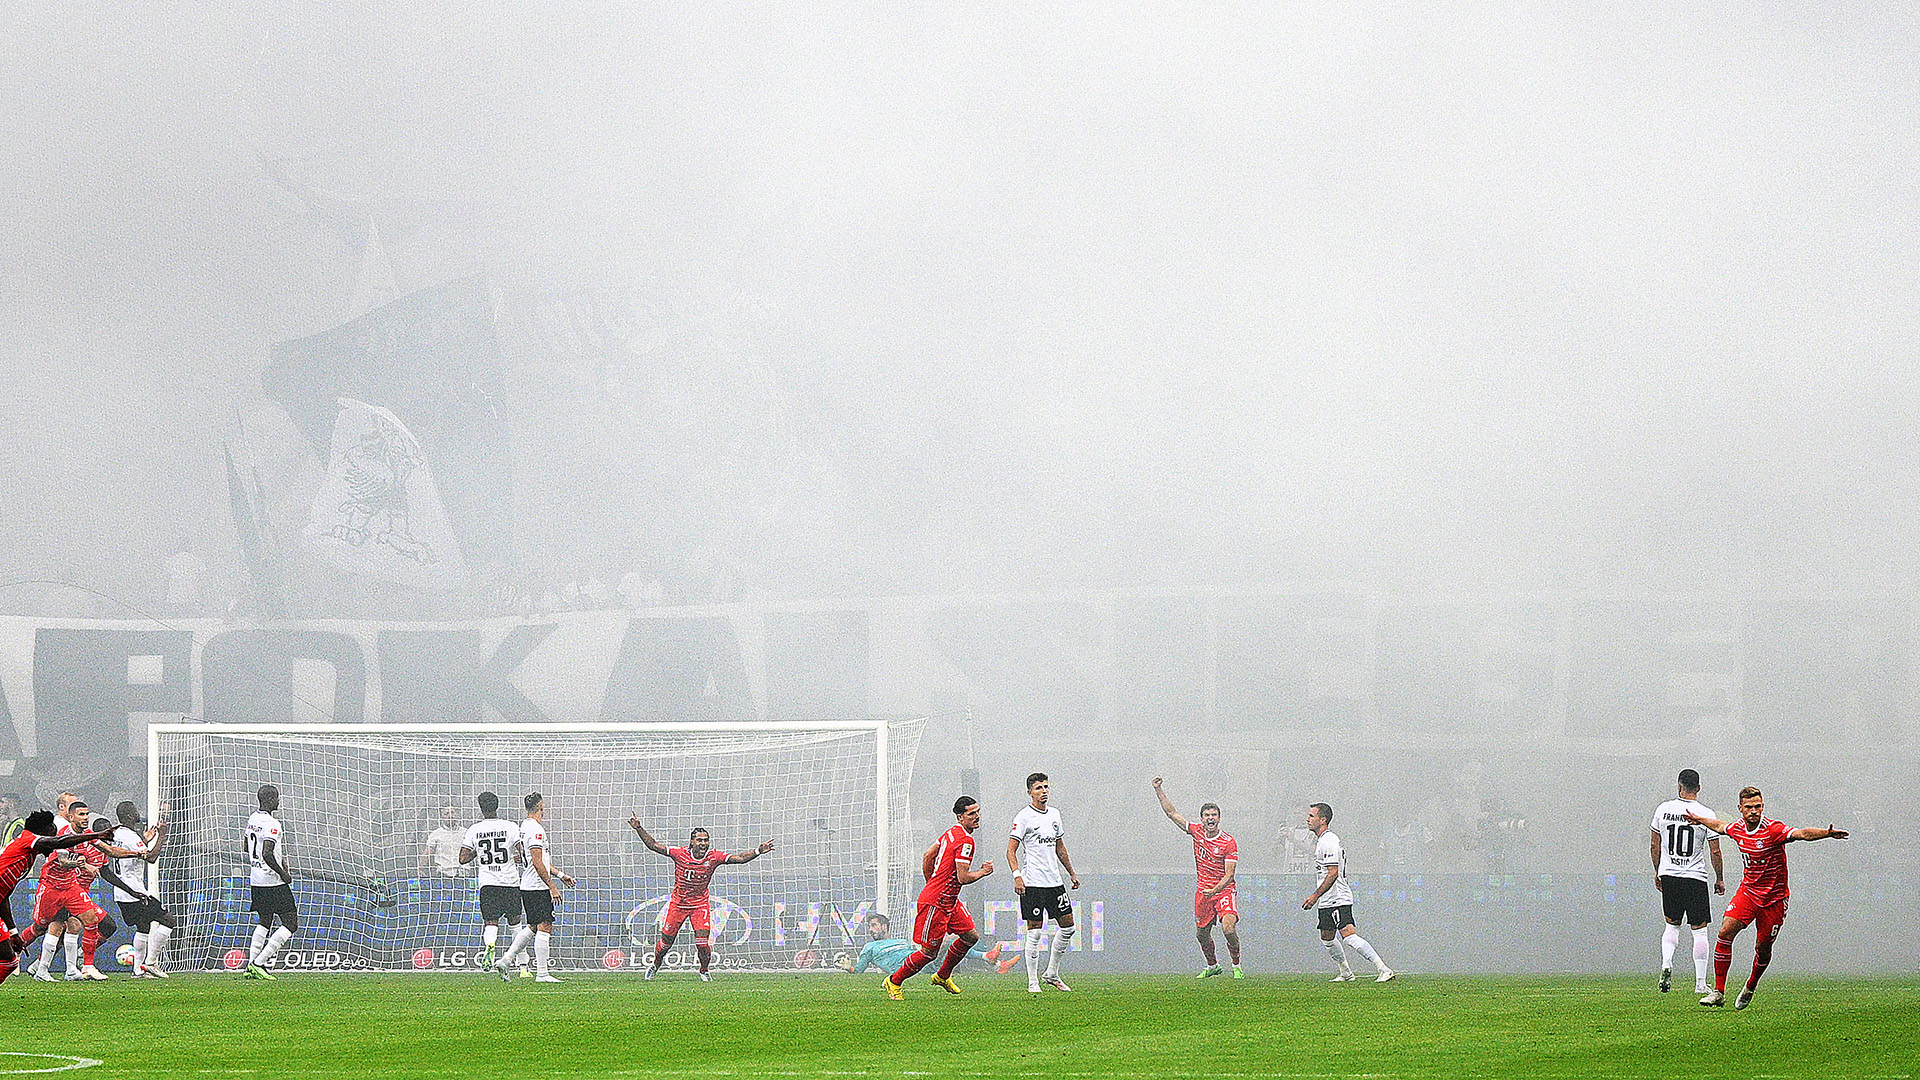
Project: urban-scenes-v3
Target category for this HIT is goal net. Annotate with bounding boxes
[148,721,924,974]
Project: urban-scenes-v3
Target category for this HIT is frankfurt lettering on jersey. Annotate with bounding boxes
[1728,817,1793,905]
[1651,798,1717,882]
[462,818,522,889]
[667,847,730,904]
[1186,823,1237,892]
[921,824,975,907]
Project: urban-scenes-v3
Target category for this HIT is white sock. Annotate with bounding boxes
[501,925,534,966]
[1661,923,1680,969]
[1324,937,1349,970]
[132,931,149,973]
[260,926,293,965]
[65,934,81,972]
[1024,928,1043,983]
[147,924,172,967]
[534,930,551,976]
[1047,924,1075,977]
[1692,928,1712,985]
[1344,933,1385,973]
[39,934,59,969]
[483,924,499,949]
[249,925,270,963]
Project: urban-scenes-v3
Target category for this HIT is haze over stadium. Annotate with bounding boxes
[2,0,1916,1010]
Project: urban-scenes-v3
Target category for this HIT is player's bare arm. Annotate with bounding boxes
[921,841,939,881]
[458,844,477,865]
[97,861,149,902]
[1152,777,1189,830]
[1650,829,1664,889]
[1055,836,1081,889]
[1206,857,1237,899]
[1709,836,1725,893]
[30,830,102,856]
[532,847,562,898]
[260,837,291,883]
[1683,809,1730,836]
[1006,836,1024,893]
[628,815,671,856]
[955,854,994,885]
[1787,824,1848,842]
[1303,862,1337,909]
[725,839,775,864]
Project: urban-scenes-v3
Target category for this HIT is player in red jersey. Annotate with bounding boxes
[629,816,774,981]
[1154,777,1242,977]
[29,801,121,980]
[1686,786,1847,1009]
[0,810,111,982]
[884,795,995,1000]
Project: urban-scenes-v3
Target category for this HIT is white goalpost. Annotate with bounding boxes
[147,720,924,974]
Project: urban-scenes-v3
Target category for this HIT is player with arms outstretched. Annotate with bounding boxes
[1687,786,1847,1009]
[629,817,774,981]
[244,784,296,980]
[0,811,110,986]
[884,795,995,999]
[1153,777,1241,977]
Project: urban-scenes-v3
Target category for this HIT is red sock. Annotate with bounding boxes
[695,943,712,973]
[1713,937,1733,992]
[1747,943,1772,991]
[82,925,100,966]
[890,947,936,985]
[1226,939,1241,965]
[652,936,672,967]
[935,939,970,979]
[1199,935,1218,966]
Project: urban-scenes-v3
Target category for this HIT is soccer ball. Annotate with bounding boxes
[116,943,138,967]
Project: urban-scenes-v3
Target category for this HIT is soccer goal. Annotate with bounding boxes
[148,720,924,973]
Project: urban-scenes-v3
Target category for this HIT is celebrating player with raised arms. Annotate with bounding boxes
[1153,777,1242,978]
[459,791,525,970]
[1687,787,1846,1009]
[883,795,994,1000]
[629,816,773,981]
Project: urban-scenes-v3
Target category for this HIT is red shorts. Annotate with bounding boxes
[911,899,975,950]
[1195,887,1237,928]
[33,884,102,928]
[1724,887,1787,943]
[661,899,712,938]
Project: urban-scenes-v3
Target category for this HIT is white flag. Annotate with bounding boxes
[303,398,470,591]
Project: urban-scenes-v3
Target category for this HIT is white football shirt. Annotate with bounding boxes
[517,818,548,891]
[464,817,523,889]
[1009,805,1067,888]
[110,825,150,902]
[1651,798,1717,882]
[1314,831,1354,908]
[246,810,287,887]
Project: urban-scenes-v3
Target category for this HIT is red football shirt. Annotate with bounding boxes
[1187,822,1238,892]
[37,826,86,891]
[1727,817,1793,905]
[919,824,976,908]
[667,847,730,905]
[0,831,44,894]
[74,841,109,886]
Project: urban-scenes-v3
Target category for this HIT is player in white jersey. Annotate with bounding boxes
[1007,772,1081,993]
[459,791,526,969]
[243,784,296,980]
[1303,803,1395,983]
[99,800,175,977]
[494,792,574,983]
[1651,768,1724,994]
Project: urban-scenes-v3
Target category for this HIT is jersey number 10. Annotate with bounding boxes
[1664,823,1696,859]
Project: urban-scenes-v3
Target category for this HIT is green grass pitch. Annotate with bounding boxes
[11,972,1917,1078]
